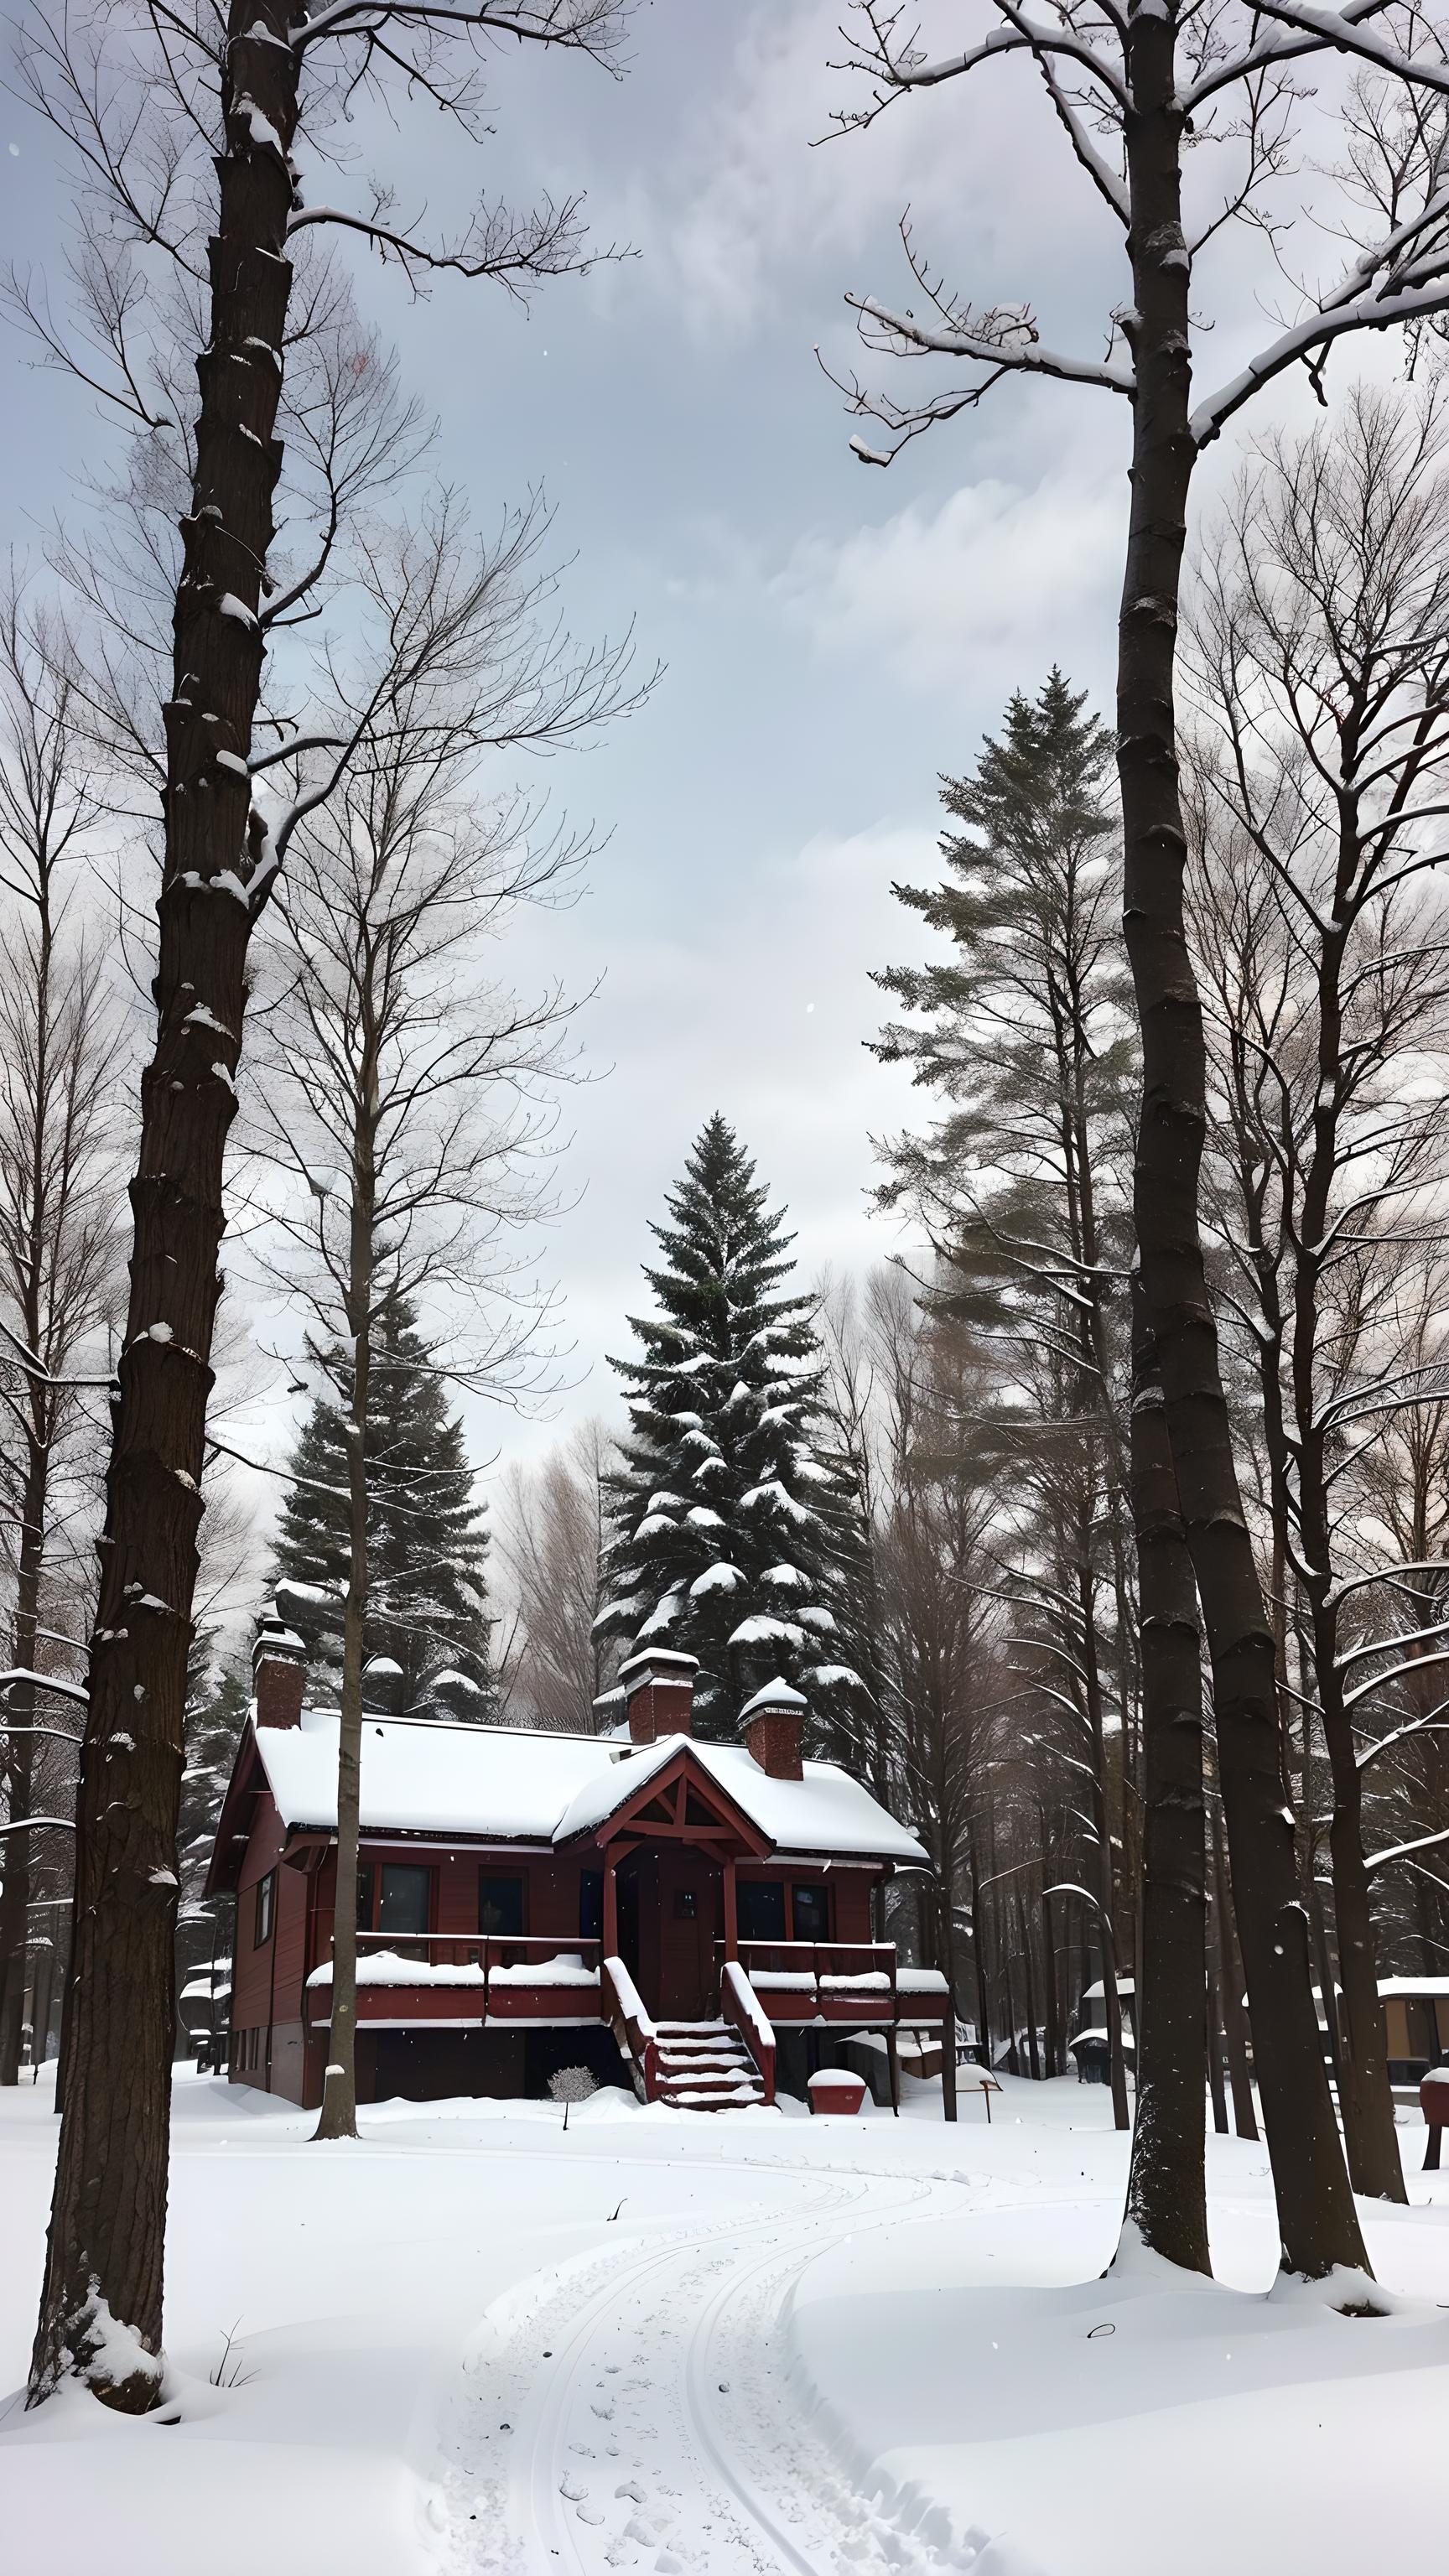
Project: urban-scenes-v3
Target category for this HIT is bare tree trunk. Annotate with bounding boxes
[1212,1800,1259,2143]
[1016,1888,1041,2080]
[0,1456,44,2081]
[1121,1288,1209,2271]
[1116,13,1366,2278]
[1077,1545,1130,2130]
[1207,1969,1229,2136]
[313,1103,377,2142]
[969,1838,993,2067]
[30,3,305,2407]
[1322,1721,1405,2199]
[1039,1815,1062,2077]
[1311,1875,1348,2121]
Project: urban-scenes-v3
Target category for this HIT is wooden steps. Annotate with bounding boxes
[652,2019,766,2111]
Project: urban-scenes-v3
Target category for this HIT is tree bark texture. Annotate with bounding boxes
[1115,6,1366,2278]
[312,1058,379,2140]
[0,1446,45,2083]
[1211,1801,1259,2142]
[1121,1283,1210,2272]
[1,879,61,2085]
[29,4,306,2406]
[1076,1545,1130,2130]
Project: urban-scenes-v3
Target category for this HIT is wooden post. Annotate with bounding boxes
[603,1850,618,1961]
[886,2025,901,2118]
[723,1853,738,1962]
[942,2002,958,2124]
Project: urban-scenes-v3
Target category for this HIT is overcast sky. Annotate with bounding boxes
[1,0,1347,1517]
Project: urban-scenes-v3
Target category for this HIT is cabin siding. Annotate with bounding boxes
[229,1791,286,2091]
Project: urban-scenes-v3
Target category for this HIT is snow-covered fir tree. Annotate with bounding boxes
[272,1293,496,1721]
[597,1116,864,1739]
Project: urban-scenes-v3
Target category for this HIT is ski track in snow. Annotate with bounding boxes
[427,2164,972,2575]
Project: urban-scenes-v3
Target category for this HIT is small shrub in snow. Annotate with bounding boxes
[548,2065,599,2105]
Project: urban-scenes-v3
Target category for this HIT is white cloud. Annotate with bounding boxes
[479,819,935,1471]
[626,0,1077,341]
[772,466,1125,699]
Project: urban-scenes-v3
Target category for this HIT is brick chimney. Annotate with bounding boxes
[740,1676,807,1781]
[620,1649,698,1745]
[252,1602,307,1732]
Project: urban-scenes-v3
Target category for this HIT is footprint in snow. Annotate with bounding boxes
[615,2480,647,2504]
[558,2477,588,2504]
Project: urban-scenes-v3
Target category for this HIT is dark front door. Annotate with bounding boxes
[657,1851,723,2022]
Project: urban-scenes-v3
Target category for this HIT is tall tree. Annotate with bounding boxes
[18,0,634,2409]
[0,588,117,2090]
[1187,386,1449,2203]
[247,519,622,2145]
[273,1292,496,1722]
[823,0,1449,2282]
[873,674,1140,2132]
[598,1116,865,1737]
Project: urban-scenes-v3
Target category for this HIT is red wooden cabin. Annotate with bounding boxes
[206,1632,954,2113]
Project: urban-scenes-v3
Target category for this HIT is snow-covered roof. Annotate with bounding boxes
[550,1731,925,1862]
[247,1706,926,1864]
[254,1709,611,1843]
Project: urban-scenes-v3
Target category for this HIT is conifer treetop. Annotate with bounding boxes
[271,1291,496,1722]
[599,1117,864,1738]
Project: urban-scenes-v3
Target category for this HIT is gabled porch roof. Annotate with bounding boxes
[553,1735,773,1856]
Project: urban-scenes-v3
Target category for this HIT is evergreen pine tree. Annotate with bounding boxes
[272,1293,496,1721]
[598,1116,863,1740]
[872,668,1135,1331]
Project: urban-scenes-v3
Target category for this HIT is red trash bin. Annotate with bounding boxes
[1421,2069,1449,2170]
[807,2070,868,2116]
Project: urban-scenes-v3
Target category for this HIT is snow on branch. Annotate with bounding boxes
[1343,1644,1449,1711]
[1189,1,1449,112]
[1365,1820,1449,1876]
[828,3,1130,124]
[1192,174,1449,447]
[0,1313,115,1392]
[0,1668,88,1706]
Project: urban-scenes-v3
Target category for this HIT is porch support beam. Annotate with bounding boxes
[604,1851,618,1961]
[724,1854,738,1963]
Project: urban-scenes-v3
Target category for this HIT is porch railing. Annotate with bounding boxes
[718,1940,944,2023]
[722,1960,776,2105]
[304,1933,603,2023]
[602,1955,659,2100]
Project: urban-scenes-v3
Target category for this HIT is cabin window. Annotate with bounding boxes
[579,1871,604,1941]
[356,1862,374,1929]
[737,1878,787,1941]
[792,1883,829,1941]
[253,1871,275,1947]
[479,1872,525,1937]
[377,1862,432,1939]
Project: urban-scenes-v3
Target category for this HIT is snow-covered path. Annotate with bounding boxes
[5,2070,1449,2576]
[429,2166,958,2573]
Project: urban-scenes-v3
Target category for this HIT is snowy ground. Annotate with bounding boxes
[2,2066,1447,2574]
